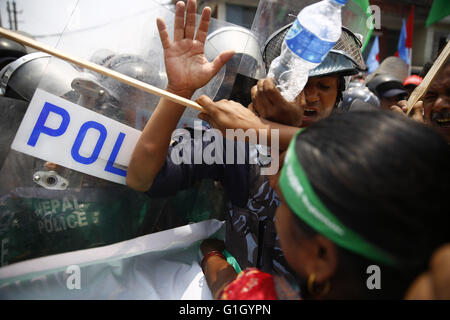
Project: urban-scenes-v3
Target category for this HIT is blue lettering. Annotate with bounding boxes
[104,132,127,177]
[71,121,107,164]
[27,102,70,147]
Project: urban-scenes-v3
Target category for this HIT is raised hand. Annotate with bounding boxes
[156,0,234,98]
[127,0,233,192]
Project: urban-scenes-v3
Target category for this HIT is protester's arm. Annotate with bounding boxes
[126,0,234,191]
[201,239,237,300]
[196,95,301,151]
[249,78,305,127]
[262,119,303,151]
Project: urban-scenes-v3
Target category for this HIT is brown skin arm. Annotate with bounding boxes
[249,78,305,127]
[126,0,234,191]
[196,95,301,151]
[126,89,190,191]
[261,118,303,151]
[200,239,237,299]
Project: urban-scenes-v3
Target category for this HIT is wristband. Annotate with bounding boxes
[201,250,226,274]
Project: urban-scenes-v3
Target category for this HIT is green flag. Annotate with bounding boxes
[353,0,370,13]
[353,0,372,51]
[426,0,450,27]
[341,0,372,52]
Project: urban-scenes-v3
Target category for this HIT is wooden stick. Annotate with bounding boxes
[406,41,450,115]
[0,27,205,112]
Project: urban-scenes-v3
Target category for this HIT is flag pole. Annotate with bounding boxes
[0,27,205,112]
[406,41,450,115]
[408,49,412,76]
[406,5,414,76]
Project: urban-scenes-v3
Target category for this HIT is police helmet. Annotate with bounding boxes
[100,53,166,106]
[202,26,265,101]
[204,26,266,79]
[0,52,81,102]
[70,53,166,121]
[338,85,380,112]
[0,37,28,70]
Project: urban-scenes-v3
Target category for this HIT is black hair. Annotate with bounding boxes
[420,44,449,78]
[335,76,346,108]
[420,62,434,79]
[291,110,450,299]
[420,60,450,79]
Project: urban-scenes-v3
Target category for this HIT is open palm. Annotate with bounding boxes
[157,0,234,97]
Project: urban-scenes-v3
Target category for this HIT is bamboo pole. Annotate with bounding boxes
[406,41,450,115]
[0,27,205,112]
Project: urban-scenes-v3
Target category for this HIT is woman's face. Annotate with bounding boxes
[300,75,339,127]
[274,185,314,281]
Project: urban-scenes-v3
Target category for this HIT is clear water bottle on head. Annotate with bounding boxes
[267,0,347,101]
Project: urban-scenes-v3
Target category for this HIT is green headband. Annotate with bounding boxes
[279,130,398,268]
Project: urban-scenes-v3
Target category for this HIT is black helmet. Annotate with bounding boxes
[99,53,166,109]
[263,24,367,78]
[0,52,81,102]
[70,53,166,122]
[0,37,27,70]
[366,74,407,100]
[203,26,265,102]
[338,85,380,112]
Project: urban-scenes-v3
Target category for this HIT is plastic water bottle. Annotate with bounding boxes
[267,0,347,101]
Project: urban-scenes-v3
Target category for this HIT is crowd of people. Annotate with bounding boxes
[125,0,450,300]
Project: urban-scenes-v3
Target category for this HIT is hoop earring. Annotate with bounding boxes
[307,273,331,299]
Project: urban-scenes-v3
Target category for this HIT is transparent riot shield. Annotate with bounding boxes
[0,0,240,271]
[201,25,266,104]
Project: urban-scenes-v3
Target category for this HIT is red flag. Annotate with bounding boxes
[406,5,414,49]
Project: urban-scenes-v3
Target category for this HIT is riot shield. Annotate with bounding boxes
[0,0,234,275]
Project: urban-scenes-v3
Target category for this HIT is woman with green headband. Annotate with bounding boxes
[200,110,450,299]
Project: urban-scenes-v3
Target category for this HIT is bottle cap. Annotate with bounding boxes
[333,0,347,4]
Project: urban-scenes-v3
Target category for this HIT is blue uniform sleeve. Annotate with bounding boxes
[145,135,250,208]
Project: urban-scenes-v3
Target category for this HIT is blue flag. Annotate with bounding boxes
[366,36,379,74]
[396,19,410,65]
